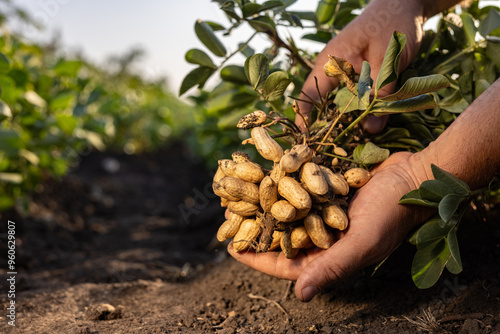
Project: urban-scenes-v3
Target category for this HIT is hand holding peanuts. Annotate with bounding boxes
[229,152,434,302]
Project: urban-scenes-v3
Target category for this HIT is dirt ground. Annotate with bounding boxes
[1,143,499,333]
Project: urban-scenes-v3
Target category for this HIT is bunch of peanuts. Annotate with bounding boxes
[212,112,372,258]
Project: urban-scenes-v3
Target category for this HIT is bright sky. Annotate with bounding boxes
[12,0,321,93]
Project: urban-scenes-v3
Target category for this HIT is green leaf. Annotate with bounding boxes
[446,227,463,274]
[220,65,249,84]
[205,21,225,31]
[460,13,477,46]
[217,108,252,130]
[50,92,76,111]
[206,89,257,115]
[248,15,277,33]
[262,71,292,101]
[412,238,450,289]
[399,189,439,208]
[479,8,500,37]
[438,90,469,114]
[244,54,269,90]
[0,172,23,184]
[430,164,470,196]
[353,142,389,165]
[185,49,216,68]
[179,66,215,96]
[195,20,227,57]
[56,114,78,135]
[373,127,411,143]
[371,94,436,116]
[242,3,262,17]
[333,86,358,112]
[0,129,21,155]
[315,0,337,24]
[414,218,450,249]
[458,72,474,104]
[302,31,332,44]
[53,60,82,77]
[438,193,463,223]
[375,31,407,93]
[380,75,450,101]
[0,53,12,74]
[358,61,372,109]
[475,79,490,98]
[420,179,453,202]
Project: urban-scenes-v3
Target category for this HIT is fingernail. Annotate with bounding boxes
[301,286,320,302]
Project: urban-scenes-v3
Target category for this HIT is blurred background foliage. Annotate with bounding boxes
[0,1,202,212]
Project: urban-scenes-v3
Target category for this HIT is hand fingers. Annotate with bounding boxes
[227,242,324,281]
[294,234,375,302]
[360,114,388,134]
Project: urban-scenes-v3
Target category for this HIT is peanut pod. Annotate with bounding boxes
[218,159,237,178]
[280,144,313,173]
[234,161,264,183]
[300,162,329,195]
[259,176,278,212]
[233,218,262,252]
[268,230,283,251]
[227,200,260,216]
[280,229,299,259]
[322,201,348,230]
[217,213,245,242]
[270,200,296,223]
[319,165,349,196]
[232,151,251,163]
[344,168,371,188]
[250,127,283,162]
[277,176,312,211]
[213,181,241,202]
[219,177,260,204]
[291,226,314,249]
[304,213,335,249]
[237,110,267,129]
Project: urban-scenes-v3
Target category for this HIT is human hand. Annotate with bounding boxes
[228,151,434,302]
[296,0,426,133]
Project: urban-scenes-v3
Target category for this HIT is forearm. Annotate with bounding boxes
[412,79,500,190]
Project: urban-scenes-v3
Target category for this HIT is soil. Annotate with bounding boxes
[1,142,499,334]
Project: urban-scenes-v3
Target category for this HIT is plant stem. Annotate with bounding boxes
[316,94,355,151]
[321,152,357,164]
[333,97,377,143]
[218,31,258,69]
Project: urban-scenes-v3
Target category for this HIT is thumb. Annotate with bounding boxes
[294,235,373,302]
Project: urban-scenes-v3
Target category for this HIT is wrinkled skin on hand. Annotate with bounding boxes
[228,152,433,302]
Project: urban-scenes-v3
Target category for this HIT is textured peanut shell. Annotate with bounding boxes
[233,219,262,252]
[250,127,283,162]
[304,213,335,249]
[280,144,313,173]
[217,213,245,242]
[234,162,264,183]
[268,231,283,251]
[294,207,311,220]
[227,200,260,216]
[277,176,312,211]
[219,177,260,204]
[270,200,296,222]
[237,110,267,129]
[319,165,349,196]
[231,151,251,163]
[322,202,348,230]
[344,168,371,188]
[300,162,329,195]
[213,166,226,183]
[291,226,313,249]
[269,162,286,183]
[220,197,229,207]
[212,181,241,202]
[334,146,348,157]
[280,230,299,259]
[218,159,237,178]
[259,176,278,212]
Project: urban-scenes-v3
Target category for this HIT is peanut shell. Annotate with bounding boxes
[250,127,283,162]
[234,161,264,183]
[277,176,312,211]
[233,218,262,252]
[304,213,335,249]
[280,144,313,173]
[300,162,329,195]
[322,201,348,230]
[344,168,371,188]
[219,176,260,204]
[319,165,349,196]
[291,226,314,249]
[270,200,296,223]
[259,176,278,212]
[227,200,260,216]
